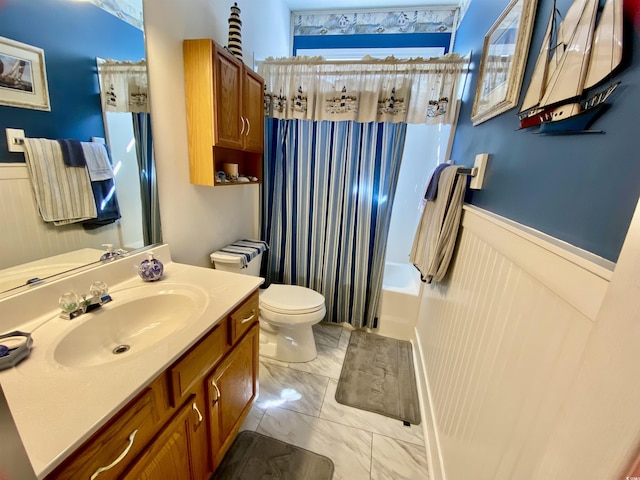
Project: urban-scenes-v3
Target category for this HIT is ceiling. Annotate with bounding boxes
[282,0,461,11]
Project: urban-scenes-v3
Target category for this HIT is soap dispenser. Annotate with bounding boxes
[100,244,118,262]
[138,252,164,282]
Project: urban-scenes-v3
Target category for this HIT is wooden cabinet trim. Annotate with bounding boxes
[229,290,259,345]
[169,320,228,406]
[47,384,160,480]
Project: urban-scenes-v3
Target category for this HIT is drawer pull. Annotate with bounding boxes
[89,429,138,480]
[240,309,256,324]
[192,402,203,424]
[211,379,221,403]
[246,118,251,136]
[240,116,246,135]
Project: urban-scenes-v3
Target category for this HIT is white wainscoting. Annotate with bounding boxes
[0,165,120,270]
[413,205,613,480]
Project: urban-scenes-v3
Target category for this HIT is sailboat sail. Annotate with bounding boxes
[584,0,623,89]
[519,5,555,112]
[518,0,622,132]
[538,0,599,109]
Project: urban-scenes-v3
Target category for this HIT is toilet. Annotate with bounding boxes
[210,241,326,363]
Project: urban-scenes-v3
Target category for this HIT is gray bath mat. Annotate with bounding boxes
[211,431,334,480]
[336,331,421,425]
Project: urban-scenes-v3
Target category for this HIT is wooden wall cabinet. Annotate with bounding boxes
[46,290,260,480]
[184,39,264,187]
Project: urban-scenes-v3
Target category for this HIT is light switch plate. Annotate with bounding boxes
[470,153,489,190]
[6,128,26,153]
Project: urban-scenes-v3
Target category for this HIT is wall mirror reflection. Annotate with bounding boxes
[0,0,161,296]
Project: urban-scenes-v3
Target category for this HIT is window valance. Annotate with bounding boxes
[258,54,469,125]
[98,59,149,113]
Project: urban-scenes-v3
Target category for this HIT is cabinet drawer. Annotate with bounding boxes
[48,387,159,480]
[229,290,259,345]
[169,320,228,406]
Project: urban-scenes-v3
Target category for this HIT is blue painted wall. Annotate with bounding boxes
[0,0,145,162]
[451,0,640,262]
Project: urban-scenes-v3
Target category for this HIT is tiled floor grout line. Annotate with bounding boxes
[316,373,331,418]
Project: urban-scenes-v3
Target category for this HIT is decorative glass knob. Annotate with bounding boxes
[89,281,109,297]
[58,292,80,313]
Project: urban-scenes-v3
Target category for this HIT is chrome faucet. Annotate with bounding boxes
[58,281,112,320]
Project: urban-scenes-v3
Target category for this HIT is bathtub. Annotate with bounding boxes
[376,262,422,340]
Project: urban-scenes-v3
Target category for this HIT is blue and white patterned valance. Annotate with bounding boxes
[292,9,457,36]
[258,55,469,125]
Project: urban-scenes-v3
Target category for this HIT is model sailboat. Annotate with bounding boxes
[518,0,623,132]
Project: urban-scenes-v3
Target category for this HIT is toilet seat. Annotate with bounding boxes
[260,284,325,315]
[259,284,326,327]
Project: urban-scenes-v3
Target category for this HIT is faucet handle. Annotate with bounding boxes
[89,281,109,298]
[59,292,80,314]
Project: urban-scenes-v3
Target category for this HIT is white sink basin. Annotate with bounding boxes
[48,283,209,368]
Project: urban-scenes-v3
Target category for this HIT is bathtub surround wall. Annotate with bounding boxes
[385,123,452,265]
[143,0,290,267]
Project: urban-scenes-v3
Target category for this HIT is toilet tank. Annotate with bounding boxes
[210,251,263,276]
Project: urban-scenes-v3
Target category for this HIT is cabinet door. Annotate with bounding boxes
[208,324,259,467]
[213,44,243,150]
[243,69,264,153]
[121,395,208,480]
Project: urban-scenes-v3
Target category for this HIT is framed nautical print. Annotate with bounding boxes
[470,0,537,126]
[0,36,51,111]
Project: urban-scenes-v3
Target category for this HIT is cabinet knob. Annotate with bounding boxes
[89,429,138,479]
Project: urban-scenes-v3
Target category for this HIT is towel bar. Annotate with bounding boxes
[457,167,478,176]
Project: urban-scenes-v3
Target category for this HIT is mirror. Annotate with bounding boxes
[0,0,158,295]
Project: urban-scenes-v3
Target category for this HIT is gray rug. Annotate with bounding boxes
[336,331,421,425]
[211,431,334,480]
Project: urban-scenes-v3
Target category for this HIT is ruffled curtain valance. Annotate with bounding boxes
[98,60,149,113]
[258,54,469,125]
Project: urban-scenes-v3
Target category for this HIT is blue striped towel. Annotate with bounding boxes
[216,240,268,267]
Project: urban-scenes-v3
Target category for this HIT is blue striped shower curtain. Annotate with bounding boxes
[261,119,407,329]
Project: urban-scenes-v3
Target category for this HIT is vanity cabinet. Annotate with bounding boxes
[120,392,208,480]
[45,290,259,480]
[208,325,258,468]
[183,38,264,187]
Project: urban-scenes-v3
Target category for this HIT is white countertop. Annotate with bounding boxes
[0,246,263,478]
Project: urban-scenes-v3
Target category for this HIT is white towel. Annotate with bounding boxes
[81,142,113,181]
[23,138,97,225]
[409,165,466,283]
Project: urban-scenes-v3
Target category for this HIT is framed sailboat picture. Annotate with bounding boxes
[471,0,538,126]
[0,36,50,111]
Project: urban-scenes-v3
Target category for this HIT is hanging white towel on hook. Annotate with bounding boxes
[409,165,466,283]
[23,138,97,225]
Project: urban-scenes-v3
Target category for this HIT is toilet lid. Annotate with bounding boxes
[260,284,325,314]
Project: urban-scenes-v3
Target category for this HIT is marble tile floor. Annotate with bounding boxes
[239,323,429,480]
